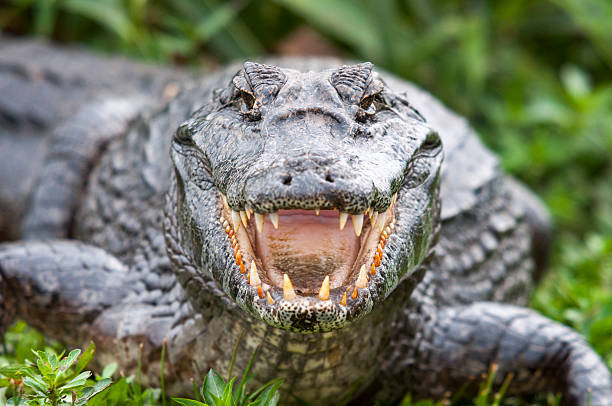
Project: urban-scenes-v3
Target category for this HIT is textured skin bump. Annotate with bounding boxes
[330,62,374,104]
[0,39,610,405]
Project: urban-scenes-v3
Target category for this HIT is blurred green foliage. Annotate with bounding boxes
[1,0,611,395]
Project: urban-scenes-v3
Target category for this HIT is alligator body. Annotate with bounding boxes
[0,38,610,405]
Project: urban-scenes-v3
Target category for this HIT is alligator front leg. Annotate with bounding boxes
[406,303,612,405]
[0,239,198,393]
[0,240,130,340]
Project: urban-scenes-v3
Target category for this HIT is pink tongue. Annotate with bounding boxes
[255,210,360,294]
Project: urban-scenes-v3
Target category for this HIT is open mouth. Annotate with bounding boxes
[219,195,397,307]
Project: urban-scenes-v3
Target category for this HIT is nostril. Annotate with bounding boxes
[282,175,292,186]
[325,174,334,183]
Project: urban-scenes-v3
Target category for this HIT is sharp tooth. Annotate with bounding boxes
[222,195,228,206]
[351,287,358,299]
[231,210,241,231]
[315,208,320,216]
[339,292,347,306]
[376,211,387,232]
[257,285,264,298]
[245,208,251,220]
[239,211,248,227]
[249,262,261,286]
[351,214,364,237]
[365,207,370,215]
[339,212,348,230]
[266,291,275,305]
[318,275,330,301]
[283,274,297,300]
[255,213,265,233]
[370,211,378,227]
[355,264,368,289]
[269,212,279,229]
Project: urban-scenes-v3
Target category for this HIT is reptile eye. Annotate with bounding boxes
[360,96,375,112]
[173,124,194,146]
[421,131,442,151]
[361,96,372,110]
[356,93,385,122]
[240,91,255,112]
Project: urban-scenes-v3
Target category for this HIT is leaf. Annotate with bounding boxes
[33,350,52,377]
[247,378,283,406]
[222,377,235,405]
[48,352,59,372]
[77,378,112,403]
[101,362,118,379]
[173,398,209,406]
[22,375,48,395]
[73,342,95,375]
[59,349,81,373]
[87,376,129,405]
[58,371,91,391]
[247,378,283,405]
[202,370,227,406]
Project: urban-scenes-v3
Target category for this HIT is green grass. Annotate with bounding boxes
[0,0,611,404]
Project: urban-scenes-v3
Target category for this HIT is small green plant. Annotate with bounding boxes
[85,343,162,406]
[173,368,282,406]
[173,335,283,406]
[0,342,111,406]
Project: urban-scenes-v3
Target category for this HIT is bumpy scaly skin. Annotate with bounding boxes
[0,39,610,405]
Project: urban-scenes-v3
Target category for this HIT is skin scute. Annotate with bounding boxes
[0,39,610,405]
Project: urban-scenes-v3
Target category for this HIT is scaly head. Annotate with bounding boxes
[169,62,442,333]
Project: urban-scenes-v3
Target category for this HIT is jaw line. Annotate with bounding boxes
[214,191,400,331]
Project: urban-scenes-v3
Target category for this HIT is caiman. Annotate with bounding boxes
[0,37,610,405]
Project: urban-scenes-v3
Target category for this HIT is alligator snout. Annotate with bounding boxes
[243,155,373,214]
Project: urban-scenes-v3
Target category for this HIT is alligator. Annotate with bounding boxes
[0,38,611,405]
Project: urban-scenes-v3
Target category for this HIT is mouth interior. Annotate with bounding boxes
[254,210,362,294]
[220,195,396,303]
